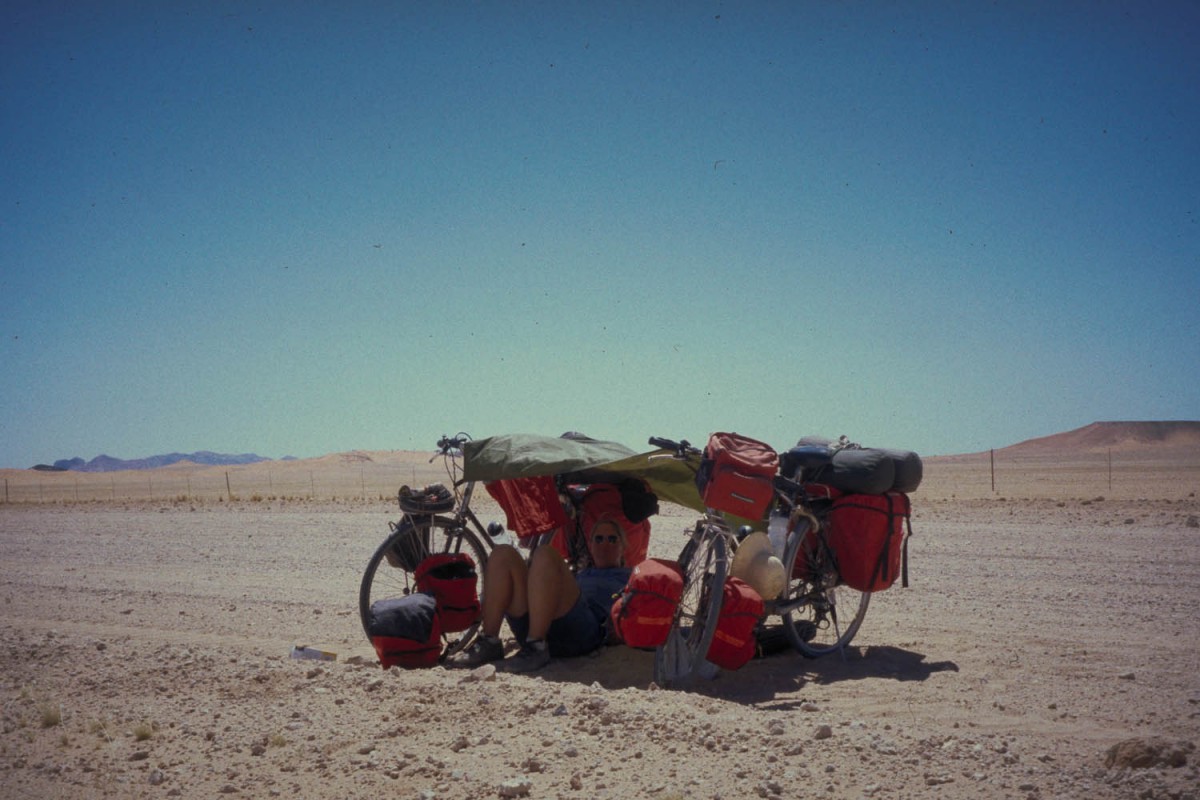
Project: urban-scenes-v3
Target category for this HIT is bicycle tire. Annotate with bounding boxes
[359,515,491,659]
[780,517,870,657]
[653,527,727,688]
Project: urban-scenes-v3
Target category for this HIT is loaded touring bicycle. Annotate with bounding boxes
[359,431,919,688]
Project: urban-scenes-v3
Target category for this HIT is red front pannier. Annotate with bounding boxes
[824,491,911,592]
[706,577,765,670]
[485,476,568,539]
[697,432,779,520]
[414,553,481,633]
[610,558,683,648]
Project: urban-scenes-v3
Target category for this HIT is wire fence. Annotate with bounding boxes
[919,450,1200,501]
[0,460,457,505]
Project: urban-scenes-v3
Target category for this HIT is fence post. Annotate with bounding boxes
[225,471,232,501]
[990,449,995,493]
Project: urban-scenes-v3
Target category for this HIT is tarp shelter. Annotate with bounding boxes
[460,433,709,514]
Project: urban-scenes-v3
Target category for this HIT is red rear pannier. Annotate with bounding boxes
[697,432,779,520]
[610,558,683,648]
[705,577,765,670]
[825,492,911,592]
[414,553,481,633]
[368,593,443,669]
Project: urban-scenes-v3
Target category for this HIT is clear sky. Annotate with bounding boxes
[2,2,1197,468]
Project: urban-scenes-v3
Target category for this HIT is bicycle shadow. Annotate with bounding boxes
[532,643,959,705]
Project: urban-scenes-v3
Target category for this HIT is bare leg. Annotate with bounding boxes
[477,544,530,638]
[524,544,581,641]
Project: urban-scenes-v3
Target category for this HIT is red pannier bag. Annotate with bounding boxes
[485,476,568,540]
[610,558,683,648]
[368,593,442,669]
[790,483,838,580]
[706,577,765,670]
[825,491,912,592]
[697,432,779,520]
[414,553,481,633]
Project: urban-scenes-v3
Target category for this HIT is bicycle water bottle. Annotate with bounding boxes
[487,521,515,547]
[767,509,788,560]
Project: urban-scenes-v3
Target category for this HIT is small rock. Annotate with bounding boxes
[129,751,150,761]
[148,770,166,785]
[800,702,819,712]
[1118,672,1136,681]
[357,743,376,755]
[767,719,786,735]
[813,725,833,740]
[460,664,496,683]
[498,778,532,797]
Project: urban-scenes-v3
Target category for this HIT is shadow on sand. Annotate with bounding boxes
[528,642,959,707]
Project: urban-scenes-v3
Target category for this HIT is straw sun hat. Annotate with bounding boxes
[729,532,786,601]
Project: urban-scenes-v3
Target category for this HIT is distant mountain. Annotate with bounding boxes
[999,421,1200,455]
[48,451,272,472]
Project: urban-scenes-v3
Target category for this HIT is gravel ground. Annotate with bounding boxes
[1,477,1198,799]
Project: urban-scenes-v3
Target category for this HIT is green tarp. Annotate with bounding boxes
[460,433,709,513]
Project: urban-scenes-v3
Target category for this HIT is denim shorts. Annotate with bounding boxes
[506,595,605,659]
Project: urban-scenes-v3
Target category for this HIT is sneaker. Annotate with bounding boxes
[445,635,504,669]
[497,640,550,674]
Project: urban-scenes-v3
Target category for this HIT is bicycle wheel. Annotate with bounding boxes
[653,527,727,688]
[780,517,870,658]
[359,515,491,659]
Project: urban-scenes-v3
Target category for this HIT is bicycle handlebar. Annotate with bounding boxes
[648,436,700,457]
[431,433,472,462]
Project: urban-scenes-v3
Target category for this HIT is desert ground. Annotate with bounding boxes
[1,443,1198,799]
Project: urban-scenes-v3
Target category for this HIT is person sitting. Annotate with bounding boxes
[446,516,633,673]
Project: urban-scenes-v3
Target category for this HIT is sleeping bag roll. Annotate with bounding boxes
[878,448,923,493]
[794,436,922,494]
[829,448,896,495]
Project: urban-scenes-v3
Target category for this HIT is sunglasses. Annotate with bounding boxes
[592,534,620,544]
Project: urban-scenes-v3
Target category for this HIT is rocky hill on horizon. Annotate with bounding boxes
[996,420,1200,455]
[36,451,275,472]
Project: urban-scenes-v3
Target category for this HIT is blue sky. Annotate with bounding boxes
[2,2,1197,467]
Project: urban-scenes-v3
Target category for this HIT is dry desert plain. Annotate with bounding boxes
[1,440,1198,799]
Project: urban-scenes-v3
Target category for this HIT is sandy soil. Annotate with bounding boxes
[2,458,1198,799]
